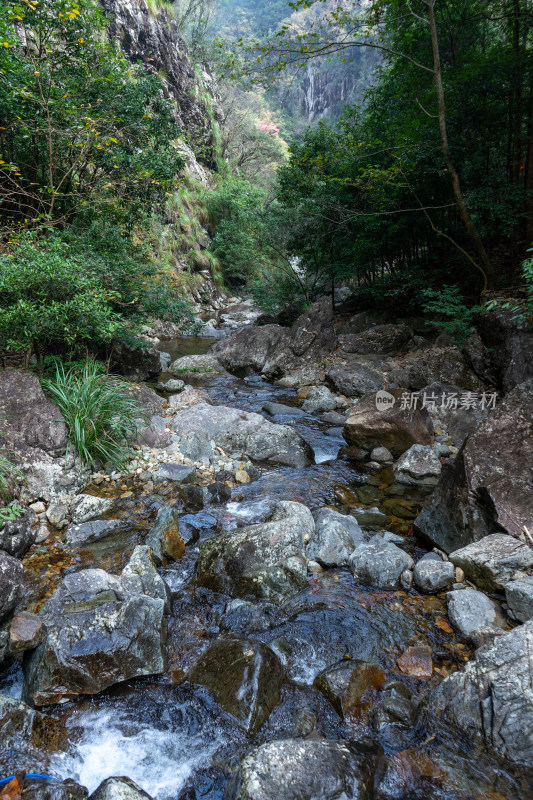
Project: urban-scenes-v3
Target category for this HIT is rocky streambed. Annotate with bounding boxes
[1,311,533,800]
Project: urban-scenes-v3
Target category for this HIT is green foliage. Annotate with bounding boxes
[0,501,25,526]
[422,286,482,345]
[0,0,184,232]
[42,361,145,472]
[0,233,122,365]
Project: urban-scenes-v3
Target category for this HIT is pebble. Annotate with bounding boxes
[29,501,46,514]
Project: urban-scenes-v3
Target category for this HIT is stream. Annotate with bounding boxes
[3,336,532,800]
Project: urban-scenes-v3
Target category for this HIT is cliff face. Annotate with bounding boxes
[101,0,221,166]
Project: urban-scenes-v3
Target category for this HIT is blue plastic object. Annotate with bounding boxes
[0,774,60,786]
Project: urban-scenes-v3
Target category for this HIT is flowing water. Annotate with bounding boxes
[3,337,533,799]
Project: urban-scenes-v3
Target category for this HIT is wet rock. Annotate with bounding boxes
[307,508,364,567]
[262,401,306,417]
[65,519,123,547]
[446,588,503,640]
[301,386,336,413]
[146,506,185,565]
[0,551,24,622]
[195,501,313,602]
[179,482,231,510]
[449,534,533,592]
[159,351,171,372]
[168,353,223,376]
[326,365,384,397]
[343,390,434,457]
[189,637,283,735]
[220,599,288,635]
[396,645,432,679]
[414,381,533,552]
[22,779,89,800]
[157,378,185,393]
[0,506,37,557]
[349,506,388,528]
[224,738,381,800]
[71,495,114,525]
[9,611,43,652]
[23,547,169,705]
[0,694,66,751]
[470,625,507,649]
[46,502,69,529]
[168,386,210,411]
[339,324,412,355]
[89,777,153,800]
[505,576,533,622]
[430,621,533,765]
[322,411,348,425]
[372,683,418,749]
[413,559,454,593]
[349,540,414,590]
[393,444,442,488]
[171,403,314,468]
[152,464,197,484]
[314,659,385,717]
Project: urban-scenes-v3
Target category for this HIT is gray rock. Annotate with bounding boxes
[224,738,380,800]
[370,447,393,463]
[0,693,66,752]
[505,576,533,622]
[168,386,210,411]
[171,403,314,468]
[89,778,153,800]
[313,659,385,718]
[307,508,365,567]
[446,588,502,640]
[348,540,414,590]
[339,324,412,355]
[327,365,384,398]
[477,308,533,392]
[23,546,169,706]
[195,501,313,602]
[413,559,455,593]
[159,351,171,372]
[110,340,161,382]
[0,551,24,621]
[152,464,197,484]
[46,502,69,529]
[414,381,533,552]
[321,411,348,425]
[189,638,283,735]
[168,353,223,376]
[211,325,285,377]
[430,621,533,765]
[71,495,114,524]
[449,534,533,592]
[349,506,388,528]
[0,506,37,557]
[343,390,434,457]
[157,378,185,393]
[419,551,443,563]
[65,519,123,547]
[145,506,185,565]
[393,444,442,487]
[262,401,306,417]
[301,386,336,413]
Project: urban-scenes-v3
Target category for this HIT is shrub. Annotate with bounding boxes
[42,361,146,472]
[423,285,482,345]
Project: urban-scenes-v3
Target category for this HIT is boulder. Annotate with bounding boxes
[71,495,114,525]
[419,381,489,447]
[0,506,37,557]
[152,464,197,484]
[338,324,412,355]
[146,506,185,565]
[167,386,210,411]
[348,540,414,590]
[413,559,454,593]
[314,659,385,718]
[327,365,384,398]
[393,444,442,488]
[430,621,533,765]
[9,611,43,652]
[262,401,306,417]
[0,694,66,752]
[223,738,380,800]
[189,638,283,734]
[168,353,223,377]
[0,550,24,621]
[477,308,533,392]
[307,508,364,568]
[414,381,533,552]
[171,403,314,468]
[23,546,169,705]
[109,339,162,382]
[195,501,313,602]
[505,576,533,622]
[449,534,533,592]
[370,447,393,463]
[128,383,164,417]
[343,390,434,457]
[157,378,185,392]
[65,519,123,547]
[446,588,503,640]
[393,346,485,392]
[89,778,153,800]
[301,386,336,413]
[22,780,88,800]
[0,369,83,502]
[210,325,285,377]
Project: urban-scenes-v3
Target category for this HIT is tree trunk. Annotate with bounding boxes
[427,0,496,290]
